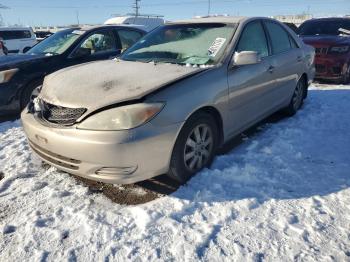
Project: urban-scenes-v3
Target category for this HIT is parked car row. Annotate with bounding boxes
[0,25,146,116]
[14,16,315,185]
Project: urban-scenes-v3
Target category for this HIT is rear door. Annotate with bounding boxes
[227,20,276,135]
[262,20,303,107]
[17,29,37,52]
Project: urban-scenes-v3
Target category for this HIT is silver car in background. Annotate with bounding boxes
[22,16,315,184]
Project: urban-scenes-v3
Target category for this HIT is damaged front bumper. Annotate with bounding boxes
[21,109,183,184]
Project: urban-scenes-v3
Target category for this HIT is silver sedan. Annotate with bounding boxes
[21,16,315,184]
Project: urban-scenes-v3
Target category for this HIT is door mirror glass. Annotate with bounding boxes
[233,51,261,66]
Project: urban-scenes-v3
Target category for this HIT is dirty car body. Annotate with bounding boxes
[22,17,315,184]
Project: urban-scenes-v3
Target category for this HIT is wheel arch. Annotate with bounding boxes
[18,77,44,109]
[184,105,225,147]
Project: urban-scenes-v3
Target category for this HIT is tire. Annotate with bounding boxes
[342,66,350,84]
[20,80,42,111]
[284,78,306,116]
[167,112,219,184]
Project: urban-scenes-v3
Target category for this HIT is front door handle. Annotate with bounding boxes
[297,56,303,62]
[267,65,275,73]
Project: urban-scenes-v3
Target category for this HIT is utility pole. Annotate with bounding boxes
[208,0,211,16]
[133,0,141,17]
[75,10,80,25]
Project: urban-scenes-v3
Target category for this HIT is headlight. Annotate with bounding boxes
[0,68,18,83]
[330,46,349,53]
[77,103,165,131]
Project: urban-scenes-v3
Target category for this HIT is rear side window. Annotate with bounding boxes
[265,21,292,54]
[117,30,143,50]
[0,30,32,40]
[236,21,269,58]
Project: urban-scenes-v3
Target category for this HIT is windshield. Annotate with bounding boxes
[27,29,82,55]
[299,20,350,36]
[121,23,236,66]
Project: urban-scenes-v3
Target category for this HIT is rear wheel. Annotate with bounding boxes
[167,112,218,184]
[284,78,305,116]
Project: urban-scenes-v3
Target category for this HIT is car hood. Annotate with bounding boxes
[300,35,350,47]
[40,59,205,111]
[0,53,47,68]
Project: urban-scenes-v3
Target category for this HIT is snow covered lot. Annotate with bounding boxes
[0,84,350,261]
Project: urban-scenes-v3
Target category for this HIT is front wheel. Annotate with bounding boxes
[167,112,219,184]
[20,80,42,111]
[284,78,306,116]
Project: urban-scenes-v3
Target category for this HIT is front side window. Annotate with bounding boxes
[76,30,116,55]
[265,21,291,54]
[118,30,143,51]
[28,29,81,55]
[121,23,236,66]
[236,21,269,58]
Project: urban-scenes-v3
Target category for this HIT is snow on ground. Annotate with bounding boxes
[1,84,350,261]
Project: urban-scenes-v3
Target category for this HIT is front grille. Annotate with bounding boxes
[315,47,328,55]
[315,64,326,73]
[41,101,86,126]
[332,66,341,75]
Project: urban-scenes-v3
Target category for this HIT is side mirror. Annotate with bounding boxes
[72,48,91,59]
[233,51,261,66]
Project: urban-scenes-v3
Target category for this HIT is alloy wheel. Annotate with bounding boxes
[292,81,304,111]
[183,124,214,171]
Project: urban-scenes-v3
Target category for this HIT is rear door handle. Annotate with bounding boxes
[267,65,275,73]
[297,56,303,62]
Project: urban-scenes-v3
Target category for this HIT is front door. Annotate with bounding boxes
[227,20,276,136]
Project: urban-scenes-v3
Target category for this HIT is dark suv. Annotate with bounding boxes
[299,17,350,84]
[0,25,145,117]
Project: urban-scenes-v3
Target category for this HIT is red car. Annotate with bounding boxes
[299,17,350,84]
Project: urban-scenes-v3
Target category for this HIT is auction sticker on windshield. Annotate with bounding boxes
[208,38,226,57]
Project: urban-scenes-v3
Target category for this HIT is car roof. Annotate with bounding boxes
[0,27,33,31]
[78,24,147,33]
[166,16,248,25]
[304,17,350,22]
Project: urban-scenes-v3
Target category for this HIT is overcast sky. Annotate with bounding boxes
[0,0,349,26]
